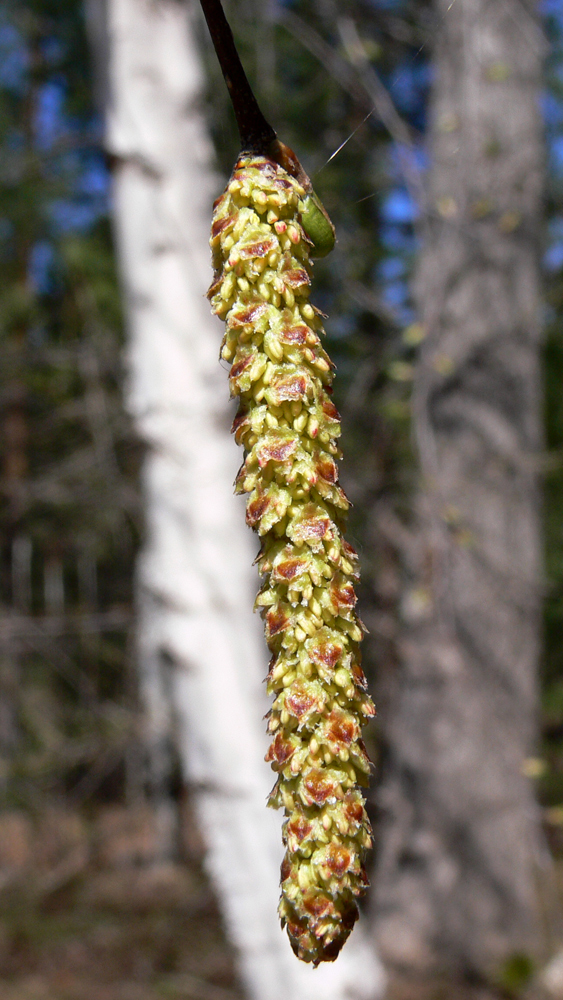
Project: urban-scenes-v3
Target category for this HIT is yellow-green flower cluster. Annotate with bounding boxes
[208,150,374,965]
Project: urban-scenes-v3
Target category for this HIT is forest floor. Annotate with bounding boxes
[1,803,560,1000]
[0,804,244,1000]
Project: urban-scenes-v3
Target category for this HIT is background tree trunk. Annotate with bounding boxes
[372,0,549,988]
[93,0,384,996]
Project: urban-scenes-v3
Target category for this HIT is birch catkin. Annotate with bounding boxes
[208,148,374,965]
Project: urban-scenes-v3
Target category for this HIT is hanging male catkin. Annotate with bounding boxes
[200,0,374,966]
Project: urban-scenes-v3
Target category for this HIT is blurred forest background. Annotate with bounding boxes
[0,0,562,999]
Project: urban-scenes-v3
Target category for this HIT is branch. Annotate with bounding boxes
[198,0,276,151]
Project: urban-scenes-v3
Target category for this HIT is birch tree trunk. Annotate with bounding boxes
[372,0,548,990]
[90,0,384,996]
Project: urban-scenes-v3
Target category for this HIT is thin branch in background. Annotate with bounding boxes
[374,11,425,47]
[276,8,424,210]
[76,286,123,483]
[348,279,402,328]
[336,17,426,212]
[276,9,373,117]
[68,736,131,805]
[341,359,380,425]
[0,608,131,640]
[339,282,401,424]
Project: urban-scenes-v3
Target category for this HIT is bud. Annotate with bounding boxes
[208,152,374,965]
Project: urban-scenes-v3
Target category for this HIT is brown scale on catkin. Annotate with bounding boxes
[208,149,374,966]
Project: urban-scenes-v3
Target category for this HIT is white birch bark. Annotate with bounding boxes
[92,0,384,996]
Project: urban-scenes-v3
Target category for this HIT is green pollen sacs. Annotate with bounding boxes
[299,192,336,258]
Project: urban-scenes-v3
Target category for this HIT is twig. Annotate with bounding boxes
[199,0,276,151]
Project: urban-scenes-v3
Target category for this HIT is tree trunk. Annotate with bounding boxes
[372,0,548,988]
[93,0,384,996]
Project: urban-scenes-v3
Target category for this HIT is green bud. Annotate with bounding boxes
[299,192,336,258]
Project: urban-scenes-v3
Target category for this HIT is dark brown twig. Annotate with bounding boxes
[199,0,276,152]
